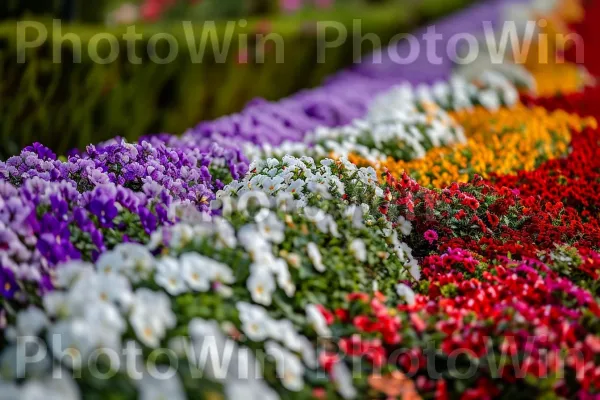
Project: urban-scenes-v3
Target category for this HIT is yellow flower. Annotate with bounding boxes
[527,62,590,96]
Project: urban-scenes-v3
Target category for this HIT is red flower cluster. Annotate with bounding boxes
[321,250,600,398]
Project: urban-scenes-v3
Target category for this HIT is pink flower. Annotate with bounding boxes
[424,229,438,245]
[281,0,303,12]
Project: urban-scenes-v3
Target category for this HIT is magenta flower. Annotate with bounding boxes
[424,229,438,245]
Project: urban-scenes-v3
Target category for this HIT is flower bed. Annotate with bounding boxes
[1,0,600,399]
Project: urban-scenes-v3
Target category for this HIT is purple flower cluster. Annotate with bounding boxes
[0,177,172,302]
[0,140,247,303]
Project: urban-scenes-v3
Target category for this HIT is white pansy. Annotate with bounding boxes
[408,258,421,281]
[115,243,155,282]
[272,259,295,297]
[331,361,357,399]
[276,320,304,353]
[265,341,305,392]
[139,369,185,400]
[285,179,305,196]
[238,224,271,257]
[349,239,367,262]
[210,261,235,284]
[344,204,364,229]
[96,250,123,276]
[256,210,285,244]
[396,283,416,305]
[155,256,187,295]
[237,302,270,342]
[215,218,237,248]
[246,268,276,306]
[47,320,96,369]
[261,176,285,195]
[180,253,212,292]
[19,369,80,400]
[305,304,331,337]
[52,261,94,289]
[397,216,413,236]
[130,289,175,349]
[225,380,280,400]
[299,337,318,369]
[15,307,49,337]
[306,243,325,272]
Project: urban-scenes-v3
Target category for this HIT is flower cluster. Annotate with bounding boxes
[367,71,519,115]
[354,104,595,187]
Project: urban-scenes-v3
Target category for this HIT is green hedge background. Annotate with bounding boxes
[0,0,473,157]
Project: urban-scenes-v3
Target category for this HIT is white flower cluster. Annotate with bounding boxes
[186,318,280,399]
[219,156,381,208]
[368,71,520,118]
[237,302,317,391]
[244,101,464,164]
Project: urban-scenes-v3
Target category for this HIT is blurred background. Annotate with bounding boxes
[0,0,473,156]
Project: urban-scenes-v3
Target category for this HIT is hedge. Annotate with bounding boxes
[0,0,473,157]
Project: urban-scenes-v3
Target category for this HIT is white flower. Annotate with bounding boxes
[331,361,357,399]
[256,210,285,244]
[96,250,123,276]
[285,179,305,196]
[395,242,413,263]
[299,336,318,369]
[275,320,304,353]
[306,304,331,337]
[273,259,295,297]
[19,369,80,400]
[397,216,413,236]
[247,268,275,306]
[307,243,325,272]
[215,218,237,248]
[16,307,49,337]
[408,258,421,281]
[47,320,96,369]
[139,369,185,400]
[52,261,94,288]
[344,204,364,229]
[155,257,187,295]
[349,239,367,262]
[130,289,176,348]
[210,261,235,284]
[115,243,155,282]
[396,283,416,305]
[237,302,270,342]
[225,380,280,400]
[238,225,271,257]
[180,253,212,292]
[83,303,125,351]
[261,176,285,195]
[265,341,305,392]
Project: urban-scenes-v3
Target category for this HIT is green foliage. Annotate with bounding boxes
[0,0,472,157]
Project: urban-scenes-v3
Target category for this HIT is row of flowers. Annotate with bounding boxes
[2,0,600,399]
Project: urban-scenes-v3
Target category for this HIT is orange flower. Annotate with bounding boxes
[368,371,422,400]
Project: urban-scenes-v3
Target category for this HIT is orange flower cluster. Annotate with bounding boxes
[527,62,591,96]
[349,105,596,187]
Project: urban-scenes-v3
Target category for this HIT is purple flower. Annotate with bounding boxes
[23,143,57,160]
[89,194,118,227]
[0,268,17,299]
